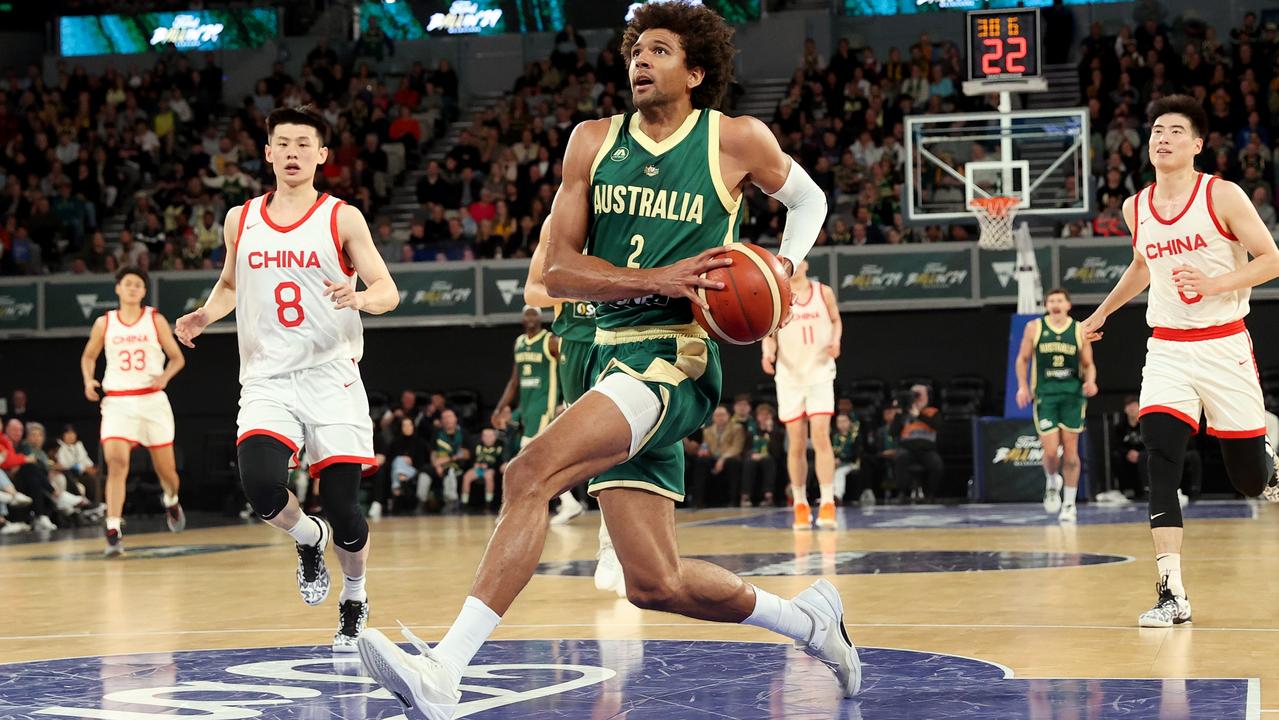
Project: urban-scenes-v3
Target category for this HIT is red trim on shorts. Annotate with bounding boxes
[1148,173,1203,225]
[1206,427,1267,439]
[308,455,379,478]
[1139,405,1200,433]
[1246,331,1261,383]
[105,387,161,397]
[260,191,330,233]
[100,436,141,446]
[145,441,175,449]
[233,200,250,249]
[780,411,807,424]
[329,200,355,277]
[1205,177,1238,240]
[237,429,300,454]
[1152,319,1246,341]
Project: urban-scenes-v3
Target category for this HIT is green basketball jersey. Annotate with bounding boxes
[551,300,597,343]
[1033,317,1082,396]
[474,442,502,467]
[515,329,559,436]
[588,109,743,330]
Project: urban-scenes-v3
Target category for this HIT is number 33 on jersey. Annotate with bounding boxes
[234,192,365,383]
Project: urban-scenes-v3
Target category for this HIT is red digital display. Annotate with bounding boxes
[968,9,1039,82]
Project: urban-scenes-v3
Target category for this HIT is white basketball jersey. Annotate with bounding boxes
[101,307,165,394]
[234,192,364,383]
[775,280,836,385]
[1135,174,1249,329]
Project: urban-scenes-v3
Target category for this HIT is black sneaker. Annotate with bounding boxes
[333,598,370,652]
[104,528,124,558]
[296,517,331,606]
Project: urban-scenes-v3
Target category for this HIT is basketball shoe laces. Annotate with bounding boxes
[297,540,323,583]
[339,600,366,637]
[1146,580,1182,622]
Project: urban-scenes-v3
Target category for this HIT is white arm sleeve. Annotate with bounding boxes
[764,159,827,269]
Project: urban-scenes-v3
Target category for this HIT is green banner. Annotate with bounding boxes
[393,267,477,318]
[1057,244,1131,296]
[44,281,119,329]
[482,265,530,315]
[834,249,972,303]
[975,417,1091,501]
[0,282,38,332]
[156,276,233,324]
[977,248,1052,299]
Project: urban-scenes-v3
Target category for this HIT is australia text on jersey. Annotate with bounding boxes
[593,184,706,225]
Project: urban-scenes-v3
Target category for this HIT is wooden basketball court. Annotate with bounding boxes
[2,502,1273,718]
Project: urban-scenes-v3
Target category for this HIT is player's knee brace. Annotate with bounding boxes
[1219,436,1271,497]
[1141,413,1192,529]
[237,435,294,520]
[318,463,368,553]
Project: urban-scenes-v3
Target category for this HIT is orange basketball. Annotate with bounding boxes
[692,243,793,345]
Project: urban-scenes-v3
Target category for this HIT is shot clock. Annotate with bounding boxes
[966,8,1041,84]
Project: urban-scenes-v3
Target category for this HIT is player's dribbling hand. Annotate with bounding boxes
[653,246,733,309]
[1083,381,1098,398]
[1015,386,1031,409]
[84,380,101,402]
[1079,313,1105,342]
[1172,265,1219,298]
[761,351,776,376]
[175,309,209,348]
[323,279,363,311]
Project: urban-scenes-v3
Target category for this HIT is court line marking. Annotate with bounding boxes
[1250,677,1261,720]
[7,620,1279,643]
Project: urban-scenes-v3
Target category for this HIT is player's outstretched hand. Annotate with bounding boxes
[323,279,363,311]
[1083,381,1099,398]
[652,246,733,309]
[1079,312,1105,343]
[84,379,101,402]
[174,308,209,348]
[1015,386,1031,409]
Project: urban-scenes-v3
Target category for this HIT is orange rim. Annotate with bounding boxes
[970,196,1020,218]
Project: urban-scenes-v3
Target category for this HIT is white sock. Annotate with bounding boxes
[558,491,580,510]
[435,596,502,671]
[1156,553,1185,598]
[742,585,814,643]
[287,515,323,547]
[106,517,121,532]
[793,491,809,508]
[598,518,614,552]
[1062,484,1078,506]
[484,492,494,503]
[340,574,367,603]
[162,493,179,508]
[460,492,470,505]
[819,484,834,506]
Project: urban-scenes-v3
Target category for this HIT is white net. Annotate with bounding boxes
[970,197,1020,250]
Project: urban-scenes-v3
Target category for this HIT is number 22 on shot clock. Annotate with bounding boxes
[966,8,1040,82]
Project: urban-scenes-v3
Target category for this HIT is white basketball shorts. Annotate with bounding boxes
[237,358,378,477]
[776,380,835,424]
[1138,320,1266,438]
[100,390,175,448]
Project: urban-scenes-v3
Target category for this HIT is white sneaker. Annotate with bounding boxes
[332,598,369,652]
[0,490,13,505]
[1043,477,1062,514]
[1176,489,1190,509]
[10,492,32,507]
[358,625,462,720]
[33,515,57,532]
[1138,581,1192,627]
[859,488,876,507]
[0,521,30,534]
[550,494,584,525]
[1263,437,1279,503]
[790,579,862,697]
[1057,504,1077,524]
[295,517,331,606]
[594,546,627,597]
[55,492,84,513]
[369,501,383,521]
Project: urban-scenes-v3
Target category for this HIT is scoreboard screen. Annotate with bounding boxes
[966,8,1041,83]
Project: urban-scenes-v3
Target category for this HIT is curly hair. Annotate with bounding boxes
[620,1,737,110]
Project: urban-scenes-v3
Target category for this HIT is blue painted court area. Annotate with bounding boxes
[0,640,1251,719]
[538,550,1130,577]
[690,501,1258,530]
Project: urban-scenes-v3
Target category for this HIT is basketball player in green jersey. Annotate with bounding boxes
[358,5,860,713]
[526,222,626,595]
[1015,288,1098,523]
[493,305,561,461]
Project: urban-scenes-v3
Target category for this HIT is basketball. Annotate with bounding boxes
[692,243,793,345]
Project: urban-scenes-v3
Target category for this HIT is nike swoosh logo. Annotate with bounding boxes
[244,221,261,231]
[343,381,356,388]
[1238,360,1249,366]
[1150,512,1165,520]
[340,538,359,546]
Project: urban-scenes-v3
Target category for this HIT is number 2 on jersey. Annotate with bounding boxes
[274,282,305,327]
[626,234,644,268]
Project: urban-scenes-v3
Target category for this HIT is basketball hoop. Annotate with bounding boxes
[970,196,1020,250]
